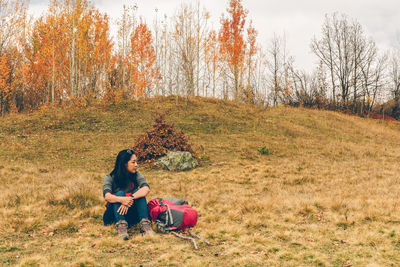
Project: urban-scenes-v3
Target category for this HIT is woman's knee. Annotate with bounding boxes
[134,197,149,210]
[115,191,125,197]
[134,195,147,204]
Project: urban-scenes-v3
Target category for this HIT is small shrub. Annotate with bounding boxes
[297,166,304,172]
[257,146,270,155]
[133,114,196,163]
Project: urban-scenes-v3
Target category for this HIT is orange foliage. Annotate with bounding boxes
[205,31,219,66]
[0,54,12,103]
[218,0,248,98]
[22,0,113,109]
[0,0,266,114]
[0,0,27,113]
[128,23,159,98]
[246,21,257,75]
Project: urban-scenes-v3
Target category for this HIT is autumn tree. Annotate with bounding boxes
[0,54,11,114]
[23,0,112,108]
[67,0,113,98]
[218,0,248,100]
[128,22,159,97]
[243,20,257,103]
[0,0,27,114]
[23,4,67,108]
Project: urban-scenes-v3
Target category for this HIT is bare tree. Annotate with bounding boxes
[286,63,316,107]
[116,4,137,94]
[390,50,400,102]
[0,0,27,56]
[311,15,338,106]
[152,8,160,96]
[312,13,374,110]
[266,33,292,106]
[360,51,387,114]
[388,50,400,117]
[267,34,282,106]
[172,2,208,98]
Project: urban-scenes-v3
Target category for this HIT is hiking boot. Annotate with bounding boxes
[116,220,129,240]
[140,218,155,236]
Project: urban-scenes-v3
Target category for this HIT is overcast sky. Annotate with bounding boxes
[28,0,400,72]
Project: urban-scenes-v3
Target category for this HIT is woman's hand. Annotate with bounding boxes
[120,196,133,207]
[117,197,133,215]
[117,204,130,215]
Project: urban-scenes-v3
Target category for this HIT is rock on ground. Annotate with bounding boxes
[157,151,198,171]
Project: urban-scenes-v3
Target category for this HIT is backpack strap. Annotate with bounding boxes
[156,200,175,233]
[159,201,174,227]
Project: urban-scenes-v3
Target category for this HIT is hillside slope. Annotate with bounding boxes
[1,97,400,266]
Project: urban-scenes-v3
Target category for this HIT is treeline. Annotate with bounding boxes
[1,0,400,118]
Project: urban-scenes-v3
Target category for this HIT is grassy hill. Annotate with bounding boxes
[1,96,400,266]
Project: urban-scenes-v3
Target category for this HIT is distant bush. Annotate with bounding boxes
[257,146,270,155]
[133,114,196,163]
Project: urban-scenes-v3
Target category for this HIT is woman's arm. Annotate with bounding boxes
[104,186,149,203]
[132,186,150,199]
[104,193,133,207]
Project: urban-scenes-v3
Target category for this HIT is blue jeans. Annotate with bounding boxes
[103,189,150,227]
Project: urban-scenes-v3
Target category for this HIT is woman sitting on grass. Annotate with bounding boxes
[102,149,155,239]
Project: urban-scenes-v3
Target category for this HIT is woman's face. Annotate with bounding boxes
[125,154,138,173]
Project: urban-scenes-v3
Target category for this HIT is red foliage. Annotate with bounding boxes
[132,114,196,163]
[363,111,396,121]
[369,113,396,121]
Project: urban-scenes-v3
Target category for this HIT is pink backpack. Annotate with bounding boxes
[147,198,198,232]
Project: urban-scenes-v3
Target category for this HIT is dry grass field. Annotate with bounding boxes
[1,97,400,266]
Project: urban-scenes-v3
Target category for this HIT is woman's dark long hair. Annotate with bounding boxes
[110,149,136,188]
